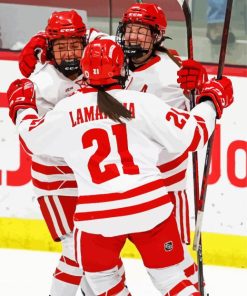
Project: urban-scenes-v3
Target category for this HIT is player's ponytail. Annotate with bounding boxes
[97,88,132,123]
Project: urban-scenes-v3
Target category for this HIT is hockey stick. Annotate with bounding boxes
[176,1,206,295]
[109,0,113,35]
[193,0,234,250]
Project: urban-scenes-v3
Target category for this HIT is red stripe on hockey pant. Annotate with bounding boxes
[77,179,167,204]
[53,268,82,285]
[32,161,74,175]
[98,277,126,296]
[184,263,198,278]
[184,191,191,244]
[48,195,67,235]
[75,194,171,220]
[169,191,190,244]
[164,279,196,296]
[58,196,77,231]
[32,178,78,190]
[38,196,61,241]
[178,191,185,243]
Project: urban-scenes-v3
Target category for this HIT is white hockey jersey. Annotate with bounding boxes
[16,87,216,236]
[29,28,108,197]
[126,51,189,191]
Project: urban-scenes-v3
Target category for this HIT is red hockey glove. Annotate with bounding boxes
[19,32,48,78]
[7,78,37,124]
[196,76,234,119]
[177,59,208,94]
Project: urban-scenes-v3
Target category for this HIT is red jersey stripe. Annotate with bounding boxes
[162,169,187,186]
[32,161,74,175]
[194,115,209,145]
[32,178,77,190]
[158,151,188,173]
[74,194,171,221]
[77,179,166,204]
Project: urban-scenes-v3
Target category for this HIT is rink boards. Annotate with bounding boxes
[0,52,246,268]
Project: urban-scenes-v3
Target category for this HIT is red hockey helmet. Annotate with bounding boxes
[80,39,125,86]
[45,10,86,40]
[122,3,167,33]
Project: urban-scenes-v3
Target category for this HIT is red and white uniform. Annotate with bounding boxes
[17,87,215,236]
[16,87,214,296]
[30,28,107,230]
[126,51,198,283]
[31,64,82,197]
[29,28,107,296]
[126,51,188,192]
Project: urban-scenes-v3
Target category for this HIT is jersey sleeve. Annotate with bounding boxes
[142,95,216,154]
[30,64,60,116]
[16,106,67,158]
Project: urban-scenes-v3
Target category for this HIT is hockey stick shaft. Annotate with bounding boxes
[177,1,205,294]
[177,0,200,218]
[193,0,234,251]
[109,0,113,35]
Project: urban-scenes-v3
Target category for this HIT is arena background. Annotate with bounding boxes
[0,0,246,269]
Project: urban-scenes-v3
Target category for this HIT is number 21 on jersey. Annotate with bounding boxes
[82,123,140,184]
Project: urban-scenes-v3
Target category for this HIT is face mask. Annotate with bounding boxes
[56,59,82,77]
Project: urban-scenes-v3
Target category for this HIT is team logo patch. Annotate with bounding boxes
[164,241,173,252]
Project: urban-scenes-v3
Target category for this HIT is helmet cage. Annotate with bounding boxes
[48,37,86,77]
[45,10,87,76]
[116,22,162,58]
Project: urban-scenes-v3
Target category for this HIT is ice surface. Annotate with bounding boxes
[0,249,246,295]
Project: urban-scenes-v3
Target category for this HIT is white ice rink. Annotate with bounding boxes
[0,249,247,296]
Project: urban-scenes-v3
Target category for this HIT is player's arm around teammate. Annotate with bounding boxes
[8,39,233,296]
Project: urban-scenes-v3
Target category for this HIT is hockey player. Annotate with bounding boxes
[7,39,233,295]
[17,10,111,296]
[116,2,209,286]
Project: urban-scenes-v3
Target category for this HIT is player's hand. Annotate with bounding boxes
[7,78,37,124]
[177,59,208,94]
[196,76,233,119]
[19,32,48,78]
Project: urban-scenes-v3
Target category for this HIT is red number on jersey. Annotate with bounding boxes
[166,108,190,129]
[82,124,140,184]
